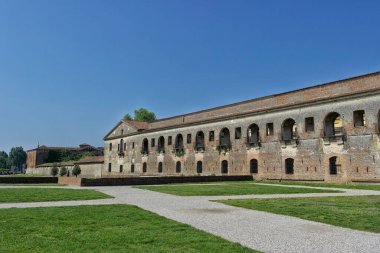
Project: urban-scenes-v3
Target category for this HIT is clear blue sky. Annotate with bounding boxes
[1,0,379,153]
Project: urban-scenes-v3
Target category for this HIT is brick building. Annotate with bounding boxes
[26,144,103,170]
[102,71,380,182]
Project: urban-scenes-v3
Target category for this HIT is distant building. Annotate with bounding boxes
[26,144,103,170]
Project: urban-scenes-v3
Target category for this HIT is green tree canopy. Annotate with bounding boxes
[0,151,8,169]
[72,164,81,178]
[124,108,156,122]
[8,147,26,170]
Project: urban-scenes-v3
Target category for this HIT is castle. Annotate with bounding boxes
[103,71,380,183]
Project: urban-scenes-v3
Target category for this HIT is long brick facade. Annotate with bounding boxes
[103,71,380,183]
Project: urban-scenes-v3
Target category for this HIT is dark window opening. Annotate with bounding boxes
[176,161,181,173]
[119,165,123,173]
[108,163,111,172]
[175,134,184,150]
[124,143,126,151]
[250,159,258,174]
[117,144,120,151]
[132,142,135,149]
[282,119,297,141]
[353,110,365,127]
[121,129,124,135]
[195,131,205,151]
[247,124,260,146]
[109,143,112,151]
[187,134,192,144]
[329,156,338,175]
[285,158,294,174]
[131,164,135,173]
[142,162,147,173]
[158,162,163,173]
[305,117,315,132]
[157,136,165,153]
[209,131,215,141]
[324,112,343,137]
[235,127,241,139]
[151,138,155,147]
[221,160,228,174]
[266,123,274,136]
[119,139,124,154]
[168,136,172,145]
[196,161,202,173]
[141,138,149,155]
[219,128,231,148]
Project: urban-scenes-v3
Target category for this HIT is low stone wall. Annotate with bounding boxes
[58,177,82,186]
[0,177,58,184]
[80,175,253,187]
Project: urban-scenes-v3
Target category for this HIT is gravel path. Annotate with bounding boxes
[0,184,379,253]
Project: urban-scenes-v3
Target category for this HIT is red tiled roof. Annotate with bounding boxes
[75,156,104,164]
[123,120,149,130]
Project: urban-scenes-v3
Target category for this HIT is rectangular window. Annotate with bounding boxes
[235,127,241,139]
[119,165,123,173]
[209,131,214,141]
[305,117,315,132]
[109,143,112,151]
[117,144,120,151]
[168,136,172,145]
[187,134,192,144]
[151,138,155,147]
[124,143,126,150]
[132,142,135,149]
[353,110,366,127]
[108,163,111,172]
[266,123,274,136]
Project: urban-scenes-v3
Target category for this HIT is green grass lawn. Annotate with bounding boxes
[217,195,380,233]
[255,180,380,191]
[0,184,63,186]
[0,205,257,253]
[135,183,341,196]
[0,188,111,203]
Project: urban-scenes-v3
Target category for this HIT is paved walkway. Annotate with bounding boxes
[0,184,379,253]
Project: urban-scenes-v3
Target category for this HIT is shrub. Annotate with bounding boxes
[72,164,81,178]
[50,165,58,177]
[59,166,67,177]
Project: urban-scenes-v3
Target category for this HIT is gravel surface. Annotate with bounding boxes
[0,184,379,253]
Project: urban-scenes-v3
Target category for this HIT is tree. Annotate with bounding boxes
[134,108,156,121]
[59,166,67,176]
[8,147,26,171]
[50,164,58,177]
[72,164,81,178]
[0,151,8,169]
[123,114,133,121]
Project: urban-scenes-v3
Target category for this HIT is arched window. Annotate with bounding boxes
[250,159,258,174]
[282,119,297,141]
[175,134,184,150]
[131,164,135,173]
[285,158,294,174]
[221,160,228,174]
[158,162,163,173]
[141,138,149,155]
[142,162,147,173]
[157,136,165,153]
[329,156,338,175]
[120,139,124,152]
[176,161,181,173]
[219,128,231,148]
[195,131,205,151]
[247,124,260,146]
[196,161,203,173]
[324,112,343,137]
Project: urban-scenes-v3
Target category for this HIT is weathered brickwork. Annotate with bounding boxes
[103,72,380,183]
